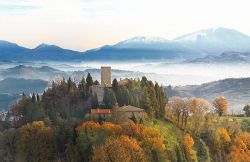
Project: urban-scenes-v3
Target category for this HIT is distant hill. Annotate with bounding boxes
[186,51,250,63]
[0,78,48,94]
[1,27,250,61]
[0,78,48,110]
[166,77,250,113]
[0,65,145,81]
[0,65,65,80]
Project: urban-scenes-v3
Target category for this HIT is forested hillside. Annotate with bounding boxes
[0,74,249,162]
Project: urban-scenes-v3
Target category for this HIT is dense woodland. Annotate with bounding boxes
[0,73,249,162]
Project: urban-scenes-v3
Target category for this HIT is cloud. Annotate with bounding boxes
[0,3,40,13]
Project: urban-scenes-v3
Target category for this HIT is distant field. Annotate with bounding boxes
[218,116,250,123]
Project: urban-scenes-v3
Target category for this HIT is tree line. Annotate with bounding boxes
[0,74,169,162]
[166,96,250,162]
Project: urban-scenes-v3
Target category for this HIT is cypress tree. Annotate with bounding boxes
[36,94,40,102]
[78,76,86,99]
[112,78,119,93]
[86,73,93,98]
[32,93,36,102]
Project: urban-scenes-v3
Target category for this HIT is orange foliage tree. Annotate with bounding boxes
[91,135,146,162]
[183,134,197,162]
[219,128,231,143]
[213,96,228,116]
[228,132,250,162]
[75,121,167,162]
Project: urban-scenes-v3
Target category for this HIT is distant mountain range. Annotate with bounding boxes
[1,27,250,61]
[166,77,250,113]
[186,51,250,63]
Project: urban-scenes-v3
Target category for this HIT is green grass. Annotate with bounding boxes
[146,119,184,151]
[218,116,250,123]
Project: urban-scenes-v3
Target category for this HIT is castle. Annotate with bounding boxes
[89,67,145,124]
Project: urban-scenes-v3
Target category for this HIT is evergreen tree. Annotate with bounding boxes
[91,94,99,108]
[112,78,119,93]
[147,81,158,118]
[86,73,94,98]
[36,94,40,102]
[78,76,86,99]
[141,87,153,118]
[103,88,117,109]
[67,77,73,90]
[93,80,100,85]
[31,93,36,102]
[86,73,93,87]
[140,76,148,88]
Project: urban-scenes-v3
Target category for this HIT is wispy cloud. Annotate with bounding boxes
[0,4,40,13]
[0,0,40,13]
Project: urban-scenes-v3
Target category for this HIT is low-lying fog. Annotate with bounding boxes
[4,61,249,86]
[65,62,250,86]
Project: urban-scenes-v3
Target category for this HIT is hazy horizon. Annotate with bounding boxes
[1,0,250,51]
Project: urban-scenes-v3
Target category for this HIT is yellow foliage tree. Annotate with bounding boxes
[213,96,228,116]
[17,121,55,162]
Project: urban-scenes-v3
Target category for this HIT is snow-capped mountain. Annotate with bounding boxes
[114,36,169,48]
[1,27,250,61]
[174,27,250,54]
[83,35,202,60]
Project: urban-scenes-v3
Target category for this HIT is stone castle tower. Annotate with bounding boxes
[101,66,111,86]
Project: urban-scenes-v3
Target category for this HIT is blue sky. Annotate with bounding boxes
[0,0,250,51]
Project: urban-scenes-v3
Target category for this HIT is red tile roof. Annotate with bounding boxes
[91,109,112,114]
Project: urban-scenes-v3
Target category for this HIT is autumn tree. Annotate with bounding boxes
[228,132,250,162]
[91,136,146,162]
[75,121,101,161]
[183,134,197,162]
[213,96,228,116]
[219,128,231,143]
[0,128,17,162]
[17,121,55,162]
[188,97,210,134]
[167,97,186,127]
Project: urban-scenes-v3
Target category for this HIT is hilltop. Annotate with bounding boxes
[166,77,250,113]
